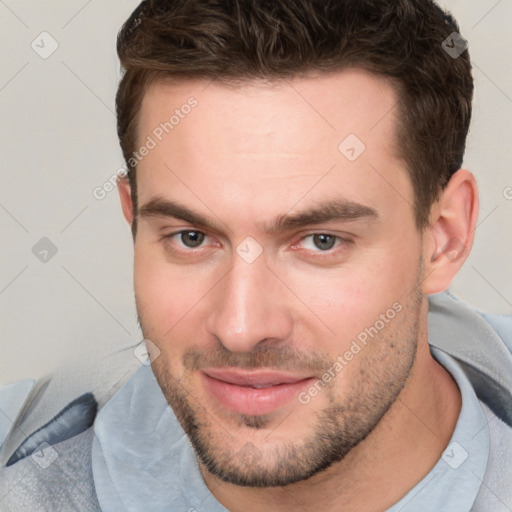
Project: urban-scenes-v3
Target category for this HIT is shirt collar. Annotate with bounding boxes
[387,346,490,512]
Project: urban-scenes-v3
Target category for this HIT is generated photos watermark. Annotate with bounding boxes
[298,301,403,404]
[93,97,198,200]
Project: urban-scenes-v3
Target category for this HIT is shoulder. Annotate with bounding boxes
[428,291,512,354]
[428,291,512,426]
[1,346,140,467]
[0,345,143,511]
[0,427,101,512]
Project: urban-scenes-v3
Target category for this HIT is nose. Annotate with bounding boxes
[205,253,294,353]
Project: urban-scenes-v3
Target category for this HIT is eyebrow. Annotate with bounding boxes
[138,197,379,234]
[267,200,379,233]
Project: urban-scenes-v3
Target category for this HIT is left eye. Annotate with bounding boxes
[301,234,340,251]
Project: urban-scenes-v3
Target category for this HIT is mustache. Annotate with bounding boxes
[182,342,332,374]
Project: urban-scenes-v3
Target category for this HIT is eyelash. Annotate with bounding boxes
[161,230,353,258]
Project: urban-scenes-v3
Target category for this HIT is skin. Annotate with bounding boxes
[118,68,479,511]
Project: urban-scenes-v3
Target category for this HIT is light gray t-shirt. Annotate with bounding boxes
[91,346,493,512]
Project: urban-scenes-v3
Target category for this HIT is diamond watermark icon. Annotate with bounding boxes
[32,237,58,263]
[236,236,263,264]
[133,339,161,366]
[440,237,467,262]
[31,442,58,469]
[338,134,366,162]
[442,441,468,469]
[442,32,468,59]
[233,442,262,466]
[31,31,59,59]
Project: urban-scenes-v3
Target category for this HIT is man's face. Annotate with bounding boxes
[129,69,428,486]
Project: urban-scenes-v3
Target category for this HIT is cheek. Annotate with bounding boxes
[133,245,206,340]
[279,244,420,349]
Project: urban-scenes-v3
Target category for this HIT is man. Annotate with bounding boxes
[1,0,511,511]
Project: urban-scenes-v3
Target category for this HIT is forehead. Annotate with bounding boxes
[135,69,413,227]
[138,68,400,153]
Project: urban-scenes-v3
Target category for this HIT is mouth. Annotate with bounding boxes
[201,368,316,416]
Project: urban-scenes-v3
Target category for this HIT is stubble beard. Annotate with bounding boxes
[139,289,422,488]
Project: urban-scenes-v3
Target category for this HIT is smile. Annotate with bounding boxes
[201,368,316,416]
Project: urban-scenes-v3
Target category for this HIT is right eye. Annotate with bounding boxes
[171,230,206,248]
[161,230,221,258]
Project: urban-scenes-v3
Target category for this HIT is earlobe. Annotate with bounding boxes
[422,169,479,295]
[117,177,134,225]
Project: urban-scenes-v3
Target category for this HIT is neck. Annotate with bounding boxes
[199,332,461,512]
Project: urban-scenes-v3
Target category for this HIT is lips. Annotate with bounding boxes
[201,368,315,416]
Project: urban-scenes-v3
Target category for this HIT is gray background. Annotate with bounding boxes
[1,0,511,386]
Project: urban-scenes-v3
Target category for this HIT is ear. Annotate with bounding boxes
[117,176,134,226]
[422,169,479,294]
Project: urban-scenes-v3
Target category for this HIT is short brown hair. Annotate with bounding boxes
[116,0,473,233]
